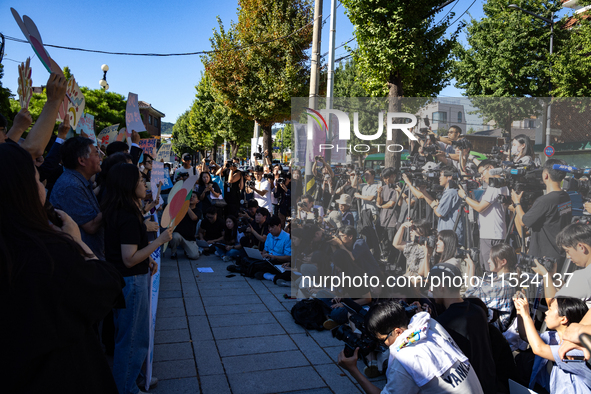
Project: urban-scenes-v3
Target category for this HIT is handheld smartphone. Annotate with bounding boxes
[45,201,63,228]
[562,355,586,363]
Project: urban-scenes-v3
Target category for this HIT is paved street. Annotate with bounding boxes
[148,251,387,394]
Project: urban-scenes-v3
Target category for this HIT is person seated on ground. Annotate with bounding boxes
[514,296,591,393]
[424,230,462,286]
[249,216,291,281]
[215,215,244,262]
[336,225,385,290]
[335,194,355,227]
[316,249,372,329]
[241,207,270,251]
[297,193,325,220]
[197,207,224,254]
[338,300,484,394]
[392,219,434,279]
[170,193,200,260]
[429,263,497,394]
[464,243,518,332]
[238,199,258,223]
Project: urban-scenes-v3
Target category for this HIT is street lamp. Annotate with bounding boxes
[508,4,554,148]
[99,64,109,91]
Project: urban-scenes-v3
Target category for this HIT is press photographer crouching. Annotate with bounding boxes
[338,300,484,394]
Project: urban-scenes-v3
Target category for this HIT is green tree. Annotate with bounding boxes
[552,8,591,97]
[171,110,199,156]
[273,124,293,151]
[81,87,127,133]
[453,0,566,135]
[341,0,461,168]
[202,0,313,155]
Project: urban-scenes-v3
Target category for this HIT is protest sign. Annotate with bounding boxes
[145,213,161,392]
[139,138,158,158]
[150,162,173,191]
[17,58,32,109]
[156,143,172,162]
[97,124,119,147]
[126,93,146,135]
[76,113,94,137]
[11,8,53,73]
[116,127,127,142]
[56,76,85,130]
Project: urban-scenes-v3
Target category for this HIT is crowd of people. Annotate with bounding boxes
[1,72,591,394]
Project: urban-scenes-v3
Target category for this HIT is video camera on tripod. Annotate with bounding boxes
[487,165,545,206]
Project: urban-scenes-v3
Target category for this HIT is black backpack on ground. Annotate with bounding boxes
[290,299,330,331]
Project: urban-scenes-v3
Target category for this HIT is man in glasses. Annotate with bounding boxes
[338,301,483,394]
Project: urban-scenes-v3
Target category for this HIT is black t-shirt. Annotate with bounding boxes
[200,217,225,241]
[174,207,199,241]
[105,209,149,277]
[435,301,497,394]
[522,190,572,259]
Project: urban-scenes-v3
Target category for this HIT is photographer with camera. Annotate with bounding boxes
[272,171,291,228]
[338,301,484,394]
[312,155,334,210]
[392,219,435,279]
[464,244,519,332]
[241,207,270,251]
[217,160,243,217]
[532,223,591,308]
[376,167,402,269]
[420,166,465,246]
[297,194,325,221]
[458,160,510,272]
[354,169,379,217]
[251,165,272,210]
[512,159,572,267]
[334,170,361,222]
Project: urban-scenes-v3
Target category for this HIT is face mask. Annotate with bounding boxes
[511,145,520,155]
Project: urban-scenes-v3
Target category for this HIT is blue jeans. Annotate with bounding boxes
[112,273,150,394]
[215,245,245,259]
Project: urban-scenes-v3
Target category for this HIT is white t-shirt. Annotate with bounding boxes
[478,185,509,239]
[298,205,325,220]
[382,359,483,394]
[254,179,272,210]
[556,264,591,308]
[361,183,379,216]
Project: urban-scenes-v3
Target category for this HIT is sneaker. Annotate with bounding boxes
[222,256,233,262]
[323,319,340,330]
[275,279,290,287]
[364,361,380,378]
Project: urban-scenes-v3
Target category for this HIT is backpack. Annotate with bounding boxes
[290,299,330,331]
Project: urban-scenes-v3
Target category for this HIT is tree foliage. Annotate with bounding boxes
[202,0,313,154]
[341,0,461,168]
[453,0,566,133]
[0,64,15,128]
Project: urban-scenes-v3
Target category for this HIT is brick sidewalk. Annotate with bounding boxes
[148,251,387,394]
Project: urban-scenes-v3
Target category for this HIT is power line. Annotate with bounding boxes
[434,0,460,26]
[2,15,319,57]
[321,36,355,58]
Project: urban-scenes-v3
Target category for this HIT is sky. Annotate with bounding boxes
[0,1,571,125]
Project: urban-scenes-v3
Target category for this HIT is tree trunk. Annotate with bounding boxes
[212,144,218,163]
[230,142,239,158]
[386,73,403,169]
[262,124,273,159]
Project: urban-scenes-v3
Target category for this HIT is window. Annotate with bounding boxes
[149,115,152,125]
[525,119,535,128]
[432,111,447,122]
[458,112,463,122]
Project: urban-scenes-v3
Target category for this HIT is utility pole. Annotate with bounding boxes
[324,0,337,164]
[305,0,323,194]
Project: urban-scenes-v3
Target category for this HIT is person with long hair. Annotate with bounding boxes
[101,163,173,394]
[214,215,245,262]
[196,171,222,214]
[427,229,459,268]
[0,143,124,394]
[510,134,535,165]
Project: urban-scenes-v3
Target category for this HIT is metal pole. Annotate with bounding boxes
[545,13,554,150]
[305,0,323,194]
[325,0,337,164]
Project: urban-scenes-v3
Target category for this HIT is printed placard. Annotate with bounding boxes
[126,92,146,133]
[151,162,173,191]
[139,138,158,158]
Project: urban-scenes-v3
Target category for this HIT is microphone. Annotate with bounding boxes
[488,168,506,176]
[553,164,578,173]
